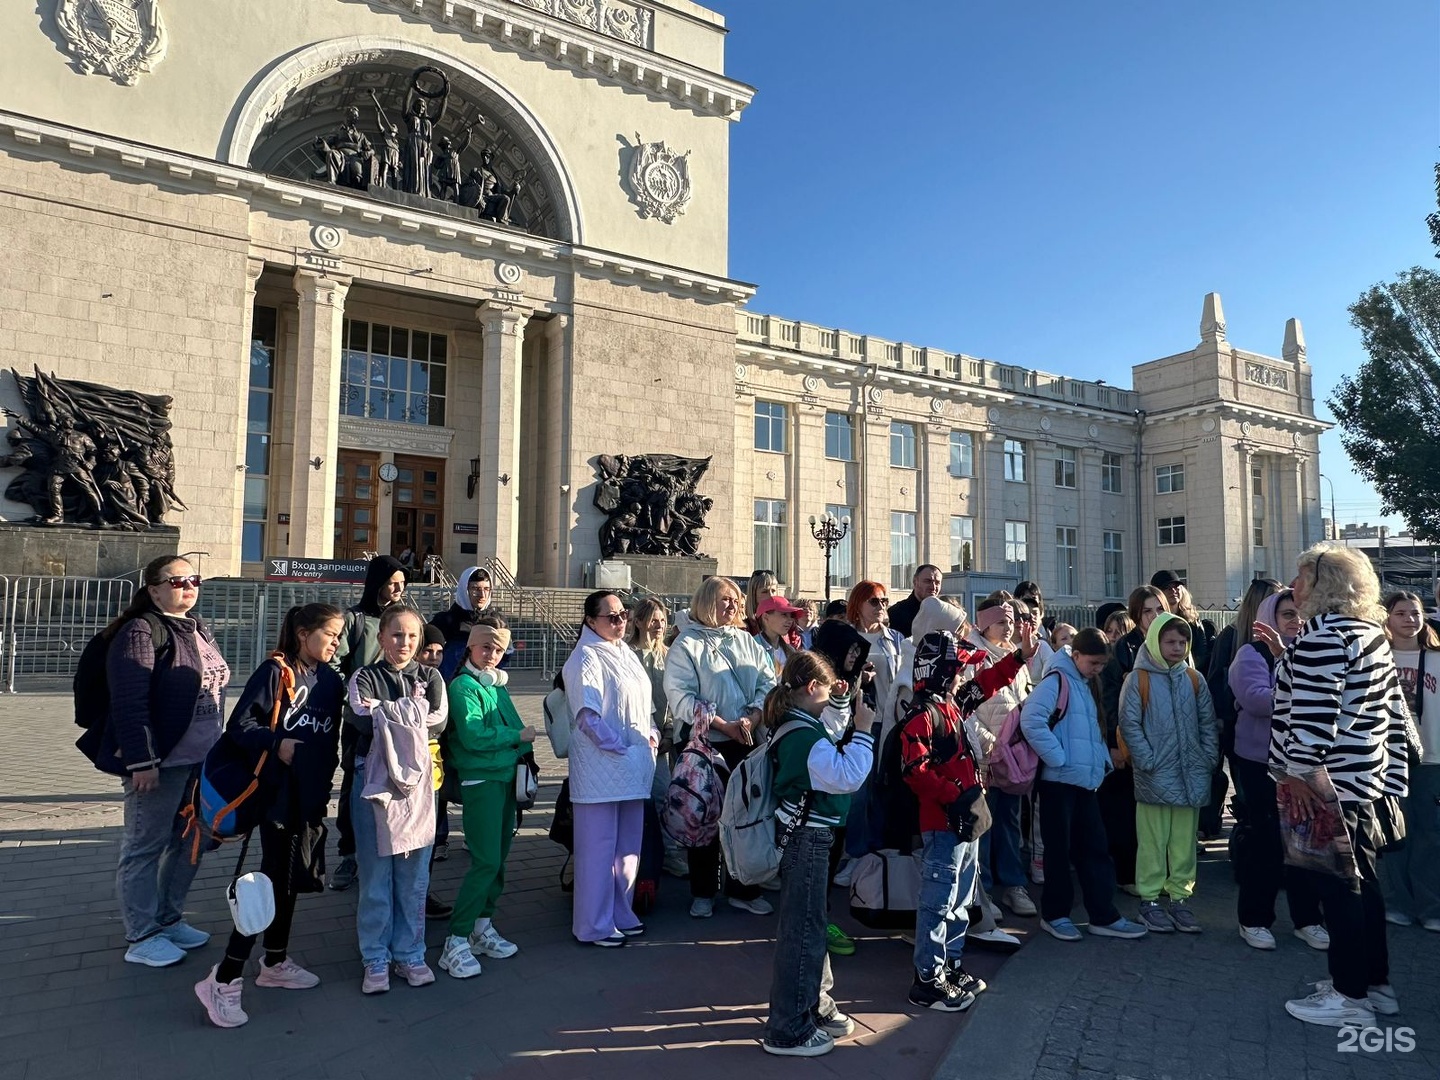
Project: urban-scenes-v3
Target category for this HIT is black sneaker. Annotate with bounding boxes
[945,961,988,996]
[908,971,975,1012]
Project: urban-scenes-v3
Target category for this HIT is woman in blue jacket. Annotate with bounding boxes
[1020,629,1147,943]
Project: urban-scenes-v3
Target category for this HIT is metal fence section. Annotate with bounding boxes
[3,576,135,692]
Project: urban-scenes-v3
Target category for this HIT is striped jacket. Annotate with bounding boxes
[1269,614,1410,803]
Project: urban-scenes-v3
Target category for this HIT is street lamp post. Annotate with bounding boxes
[809,511,851,602]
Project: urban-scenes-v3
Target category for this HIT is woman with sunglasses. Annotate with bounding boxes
[563,591,659,945]
[99,554,231,968]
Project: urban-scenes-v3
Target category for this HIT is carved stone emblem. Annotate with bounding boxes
[56,0,168,85]
[627,135,692,224]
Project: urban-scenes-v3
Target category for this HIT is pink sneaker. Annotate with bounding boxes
[392,960,435,987]
[255,957,320,990]
[194,966,249,1028]
[361,962,390,995]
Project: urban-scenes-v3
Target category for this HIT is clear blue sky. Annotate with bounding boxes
[722,0,1438,534]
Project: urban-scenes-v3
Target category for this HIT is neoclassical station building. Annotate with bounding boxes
[0,1,1324,606]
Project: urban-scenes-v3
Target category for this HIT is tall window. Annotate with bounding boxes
[1103,532,1124,598]
[826,502,855,589]
[1157,516,1187,546]
[1004,439,1027,482]
[244,307,277,564]
[1054,446,1077,489]
[1101,452,1123,493]
[1155,463,1185,494]
[342,320,447,425]
[1004,521,1029,579]
[754,500,788,581]
[754,401,787,453]
[950,515,974,572]
[890,511,918,588]
[1056,527,1078,594]
[824,412,854,461]
[890,422,917,469]
[949,431,974,477]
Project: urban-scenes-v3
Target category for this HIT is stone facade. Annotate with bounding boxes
[0,2,1323,604]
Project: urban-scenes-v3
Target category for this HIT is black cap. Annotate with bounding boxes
[1150,570,1183,589]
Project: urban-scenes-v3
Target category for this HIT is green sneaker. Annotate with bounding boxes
[826,923,856,956]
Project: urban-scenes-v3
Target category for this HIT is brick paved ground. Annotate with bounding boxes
[0,675,1004,1080]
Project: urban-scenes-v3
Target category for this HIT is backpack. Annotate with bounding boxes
[178,654,296,864]
[717,718,810,887]
[660,712,731,848]
[543,686,572,759]
[987,672,1069,795]
[73,611,171,765]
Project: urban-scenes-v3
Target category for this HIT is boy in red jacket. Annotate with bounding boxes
[900,631,993,1012]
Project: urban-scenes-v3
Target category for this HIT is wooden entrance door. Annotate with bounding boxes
[335,450,380,559]
[392,455,445,562]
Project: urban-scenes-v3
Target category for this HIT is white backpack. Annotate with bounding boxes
[543,687,572,759]
[717,719,810,887]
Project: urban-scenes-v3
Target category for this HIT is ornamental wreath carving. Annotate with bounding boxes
[55,0,168,85]
[627,135,693,224]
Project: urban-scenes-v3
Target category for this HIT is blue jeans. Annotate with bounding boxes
[116,765,203,942]
[979,788,1026,892]
[765,826,836,1047]
[914,830,978,977]
[351,777,431,966]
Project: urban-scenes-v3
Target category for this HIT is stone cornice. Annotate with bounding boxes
[0,112,752,305]
[365,0,754,120]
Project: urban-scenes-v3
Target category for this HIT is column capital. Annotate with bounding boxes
[292,268,351,307]
[477,296,532,336]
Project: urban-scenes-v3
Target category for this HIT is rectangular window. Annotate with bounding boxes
[244,306,278,563]
[826,503,855,589]
[1155,463,1185,494]
[1004,521,1029,580]
[950,515,974,572]
[753,499,788,582]
[1103,532,1124,598]
[890,511,918,589]
[824,412,854,461]
[949,431,974,478]
[1004,439,1027,483]
[890,422,917,469]
[1158,516,1187,546]
[341,319,448,426]
[1054,446,1077,489]
[754,401,787,453]
[1101,452,1123,494]
[1055,526,1078,594]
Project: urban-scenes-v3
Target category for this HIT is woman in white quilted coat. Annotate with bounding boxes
[563,590,658,947]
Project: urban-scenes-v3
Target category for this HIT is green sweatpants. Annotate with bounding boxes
[449,778,516,937]
[1135,803,1199,902]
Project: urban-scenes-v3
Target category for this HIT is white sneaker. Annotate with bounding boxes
[1239,925,1277,951]
[690,897,714,918]
[1286,986,1378,1028]
[833,859,856,888]
[729,895,774,916]
[194,965,249,1028]
[468,924,519,959]
[1313,979,1399,1017]
[1293,924,1330,951]
[438,935,482,979]
[1002,886,1037,917]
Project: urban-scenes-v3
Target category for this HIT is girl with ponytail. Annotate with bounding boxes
[192,604,346,1029]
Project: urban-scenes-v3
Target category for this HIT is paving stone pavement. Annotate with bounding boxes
[0,674,999,1080]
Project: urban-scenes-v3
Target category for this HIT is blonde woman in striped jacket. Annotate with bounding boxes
[1270,543,1411,1030]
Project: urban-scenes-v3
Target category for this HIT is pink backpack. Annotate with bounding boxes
[986,672,1068,795]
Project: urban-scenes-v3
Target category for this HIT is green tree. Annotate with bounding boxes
[1329,165,1440,540]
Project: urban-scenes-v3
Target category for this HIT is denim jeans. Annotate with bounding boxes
[980,788,1026,893]
[351,775,431,966]
[913,830,978,977]
[765,826,836,1048]
[116,764,203,943]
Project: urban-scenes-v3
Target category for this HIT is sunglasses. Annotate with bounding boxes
[162,575,202,589]
[597,611,629,624]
